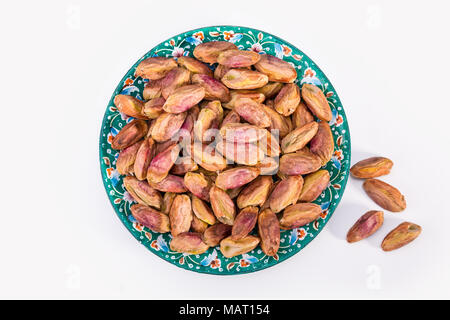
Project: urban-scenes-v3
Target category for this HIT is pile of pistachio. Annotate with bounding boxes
[111,41,339,258]
[348,158,421,251]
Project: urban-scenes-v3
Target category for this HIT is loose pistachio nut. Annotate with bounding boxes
[280,203,322,229]
[163,84,205,114]
[231,206,259,240]
[310,121,334,166]
[363,179,406,212]
[347,211,384,243]
[301,83,332,121]
[191,195,217,225]
[111,119,148,150]
[114,94,147,119]
[135,57,177,80]
[130,204,170,233]
[258,208,280,256]
[254,54,297,83]
[269,175,304,213]
[215,166,261,190]
[350,157,394,179]
[298,170,330,202]
[170,232,209,254]
[237,175,273,208]
[177,56,213,77]
[381,222,421,251]
[116,141,143,175]
[220,235,260,258]
[217,49,261,68]
[193,41,238,64]
[221,69,269,90]
[210,185,236,225]
[169,194,193,236]
[202,223,232,247]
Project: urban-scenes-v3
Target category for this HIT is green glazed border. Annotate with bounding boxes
[99,25,351,275]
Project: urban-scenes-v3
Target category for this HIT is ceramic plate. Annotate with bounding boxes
[99,25,351,275]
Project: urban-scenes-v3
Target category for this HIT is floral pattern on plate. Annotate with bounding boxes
[99,26,351,275]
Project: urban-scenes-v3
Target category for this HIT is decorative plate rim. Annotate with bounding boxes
[99,25,351,275]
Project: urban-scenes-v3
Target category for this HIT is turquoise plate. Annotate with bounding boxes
[99,26,351,275]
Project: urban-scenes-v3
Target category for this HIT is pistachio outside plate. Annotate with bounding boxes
[99,26,351,275]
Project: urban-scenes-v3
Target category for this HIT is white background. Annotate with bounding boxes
[1,0,449,299]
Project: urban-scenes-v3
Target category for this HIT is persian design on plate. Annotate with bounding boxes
[99,26,351,275]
